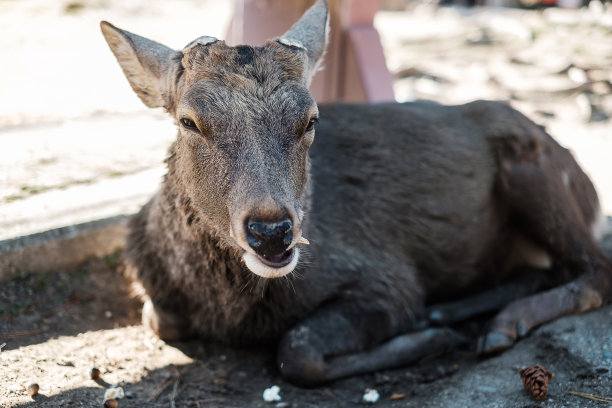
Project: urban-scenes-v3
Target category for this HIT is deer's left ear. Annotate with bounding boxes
[100,21,181,108]
[276,0,329,85]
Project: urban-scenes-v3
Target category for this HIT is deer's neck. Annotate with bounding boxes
[160,148,244,270]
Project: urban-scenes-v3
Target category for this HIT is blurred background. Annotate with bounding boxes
[1,0,611,241]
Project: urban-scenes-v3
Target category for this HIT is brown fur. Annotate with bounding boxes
[100,0,612,386]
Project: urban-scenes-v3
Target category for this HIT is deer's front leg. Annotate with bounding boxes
[277,300,464,386]
[142,298,195,341]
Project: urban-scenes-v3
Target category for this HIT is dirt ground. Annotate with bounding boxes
[2,0,612,407]
[1,255,612,408]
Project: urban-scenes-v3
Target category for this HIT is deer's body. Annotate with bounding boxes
[102,0,611,386]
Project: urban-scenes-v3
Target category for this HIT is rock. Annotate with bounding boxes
[27,383,39,397]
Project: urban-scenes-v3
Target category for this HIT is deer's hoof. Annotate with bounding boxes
[477,330,515,355]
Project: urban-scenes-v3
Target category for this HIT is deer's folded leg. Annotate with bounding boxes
[277,300,465,387]
[323,328,466,381]
[477,121,612,353]
[477,272,608,354]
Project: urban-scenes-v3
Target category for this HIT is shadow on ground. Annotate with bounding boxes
[2,252,611,407]
[0,255,141,351]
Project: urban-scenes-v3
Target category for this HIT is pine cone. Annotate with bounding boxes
[519,364,554,400]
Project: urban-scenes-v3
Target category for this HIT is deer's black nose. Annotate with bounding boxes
[245,219,293,257]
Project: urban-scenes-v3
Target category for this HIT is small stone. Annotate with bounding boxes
[103,399,118,408]
[603,350,612,360]
[362,388,380,404]
[90,367,101,379]
[263,385,281,402]
[27,383,39,397]
[275,402,290,408]
[58,357,74,366]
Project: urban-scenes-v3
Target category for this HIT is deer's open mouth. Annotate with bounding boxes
[242,247,300,279]
[257,248,295,268]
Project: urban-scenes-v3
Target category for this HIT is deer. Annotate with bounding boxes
[100,0,611,387]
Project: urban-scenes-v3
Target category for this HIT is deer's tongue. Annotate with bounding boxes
[267,253,287,263]
[259,248,295,267]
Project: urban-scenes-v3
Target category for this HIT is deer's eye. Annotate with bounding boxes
[180,118,199,132]
[305,117,318,133]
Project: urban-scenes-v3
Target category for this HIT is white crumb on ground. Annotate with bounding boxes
[362,388,380,404]
[263,385,282,402]
[104,386,124,400]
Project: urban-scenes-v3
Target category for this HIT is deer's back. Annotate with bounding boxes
[308,101,524,299]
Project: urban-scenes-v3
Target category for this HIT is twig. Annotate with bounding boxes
[569,391,612,403]
[149,366,183,402]
[1,328,45,339]
[169,376,179,408]
[149,374,179,402]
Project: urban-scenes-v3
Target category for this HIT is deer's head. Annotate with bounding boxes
[101,1,329,278]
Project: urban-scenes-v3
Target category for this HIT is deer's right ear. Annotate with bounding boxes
[100,21,179,108]
[277,0,329,84]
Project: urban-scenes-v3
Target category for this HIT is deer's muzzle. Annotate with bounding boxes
[231,201,305,278]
